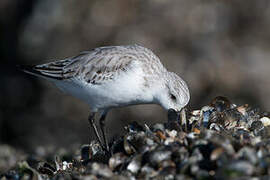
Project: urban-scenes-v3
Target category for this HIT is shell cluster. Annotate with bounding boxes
[1,96,270,179]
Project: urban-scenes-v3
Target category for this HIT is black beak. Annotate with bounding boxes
[167,108,181,122]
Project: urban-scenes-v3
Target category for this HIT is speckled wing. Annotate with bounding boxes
[21,45,166,85]
[67,46,139,85]
[71,45,166,85]
[22,46,142,85]
[71,47,137,85]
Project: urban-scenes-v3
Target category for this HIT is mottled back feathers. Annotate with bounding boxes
[22,45,166,85]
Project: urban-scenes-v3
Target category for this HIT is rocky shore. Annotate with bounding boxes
[1,96,270,180]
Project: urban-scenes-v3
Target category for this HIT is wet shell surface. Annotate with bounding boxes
[1,96,270,179]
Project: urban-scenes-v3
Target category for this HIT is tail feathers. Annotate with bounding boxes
[18,65,64,80]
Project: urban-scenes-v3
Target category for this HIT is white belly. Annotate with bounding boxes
[53,68,154,111]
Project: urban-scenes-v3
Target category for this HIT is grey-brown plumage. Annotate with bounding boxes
[21,44,190,152]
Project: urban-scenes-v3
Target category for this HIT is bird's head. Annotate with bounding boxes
[156,72,190,112]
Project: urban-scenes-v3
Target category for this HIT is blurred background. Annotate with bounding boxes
[1,0,270,153]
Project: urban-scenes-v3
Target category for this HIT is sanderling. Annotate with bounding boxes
[20,44,190,151]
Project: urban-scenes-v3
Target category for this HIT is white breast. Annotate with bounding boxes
[53,63,155,112]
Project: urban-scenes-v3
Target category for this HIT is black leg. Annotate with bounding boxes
[88,112,104,148]
[99,111,109,151]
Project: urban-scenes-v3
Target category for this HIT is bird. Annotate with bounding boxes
[20,44,190,152]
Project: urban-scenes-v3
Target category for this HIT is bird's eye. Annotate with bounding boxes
[170,94,177,101]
